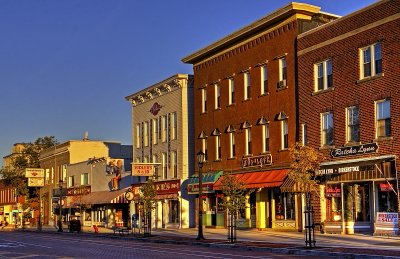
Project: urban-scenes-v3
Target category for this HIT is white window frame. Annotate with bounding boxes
[244,71,251,100]
[301,123,307,146]
[229,132,235,158]
[161,115,167,142]
[152,119,158,145]
[346,106,360,143]
[281,120,288,150]
[171,112,177,140]
[314,59,332,91]
[360,42,382,79]
[171,150,177,178]
[162,152,167,179]
[201,88,207,113]
[375,99,391,138]
[202,138,208,161]
[261,65,268,95]
[143,121,149,147]
[215,135,221,160]
[245,128,252,155]
[81,173,89,186]
[228,78,235,105]
[262,124,270,152]
[214,84,220,109]
[135,123,141,148]
[321,112,334,146]
[279,57,287,81]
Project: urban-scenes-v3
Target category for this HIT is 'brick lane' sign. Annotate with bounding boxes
[330,143,378,158]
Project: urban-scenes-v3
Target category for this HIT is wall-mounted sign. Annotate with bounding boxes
[150,102,162,116]
[132,163,158,176]
[241,154,272,168]
[154,180,180,195]
[25,168,44,178]
[317,166,360,175]
[330,143,378,158]
[67,186,91,196]
[379,183,394,192]
[326,186,341,197]
[28,178,44,187]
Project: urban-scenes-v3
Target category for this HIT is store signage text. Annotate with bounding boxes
[325,186,341,197]
[376,212,398,223]
[155,180,180,195]
[67,186,91,196]
[330,143,378,158]
[241,154,272,168]
[132,163,155,176]
[317,166,359,175]
[379,183,394,192]
[188,183,214,194]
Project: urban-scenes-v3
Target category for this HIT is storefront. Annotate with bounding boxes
[213,169,291,230]
[319,152,399,235]
[187,171,223,228]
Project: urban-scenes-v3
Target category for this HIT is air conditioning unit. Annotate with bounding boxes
[278,79,287,89]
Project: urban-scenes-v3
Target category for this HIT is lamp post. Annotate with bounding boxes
[196,151,205,240]
[58,180,63,232]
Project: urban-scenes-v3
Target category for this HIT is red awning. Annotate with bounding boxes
[213,169,288,190]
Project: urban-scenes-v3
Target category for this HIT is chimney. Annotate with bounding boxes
[83,131,89,141]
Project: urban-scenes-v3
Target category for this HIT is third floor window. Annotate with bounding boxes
[315,59,332,91]
[360,42,382,79]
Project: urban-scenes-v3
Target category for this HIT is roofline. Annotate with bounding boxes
[298,0,386,39]
[124,73,193,101]
[181,2,326,64]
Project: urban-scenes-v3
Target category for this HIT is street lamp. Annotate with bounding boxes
[58,180,63,232]
[196,151,205,240]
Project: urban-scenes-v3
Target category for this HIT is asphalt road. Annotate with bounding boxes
[0,232,321,259]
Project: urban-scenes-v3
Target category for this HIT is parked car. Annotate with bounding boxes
[68,215,82,233]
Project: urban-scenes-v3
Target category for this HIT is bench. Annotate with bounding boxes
[112,226,131,235]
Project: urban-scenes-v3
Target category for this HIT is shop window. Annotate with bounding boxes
[377,184,397,212]
[343,184,370,222]
[274,189,295,220]
[326,185,342,221]
[169,200,180,224]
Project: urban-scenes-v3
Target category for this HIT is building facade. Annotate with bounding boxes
[125,74,195,228]
[297,0,400,234]
[182,3,338,230]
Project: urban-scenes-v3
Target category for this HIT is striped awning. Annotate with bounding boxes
[80,188,129,205]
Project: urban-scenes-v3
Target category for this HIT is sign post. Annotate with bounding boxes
[25,168,45,231]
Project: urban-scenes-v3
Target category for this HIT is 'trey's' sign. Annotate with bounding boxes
[330,143,378,158]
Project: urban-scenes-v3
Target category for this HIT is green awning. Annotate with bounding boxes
[187,171,223,194]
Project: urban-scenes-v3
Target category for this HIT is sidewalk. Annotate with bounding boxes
[17,224,400,258]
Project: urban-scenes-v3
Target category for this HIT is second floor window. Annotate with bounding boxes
[245,128,252,155]
[376,99,391,138]
[360,42,382,79]
[279,57,287,87]
[135,124,141,148]
[201,88,207,113]
[152,119,158,145]
[262,124,270,152]
[346,106,360,142]
[214,84,220,109]
[161,115,167,142]
[143,121,149,147]
[228,78,235,105]
[215,135,221,160]
[81,173,89,185]
[229,132,235,158]
[162,152,167,179]
[321,112,334,146]
[170,151,177,178]
[152,154,159,179]
[315,59,332,91]
[202,138,208,161]
[281,120,288,149]
[171,112,177,140]
[261,65,268,95]
[244,72,251,100]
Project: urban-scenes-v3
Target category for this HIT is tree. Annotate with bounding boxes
[287,142,324,248]
[219,172,247,243]
[139,178,157,236]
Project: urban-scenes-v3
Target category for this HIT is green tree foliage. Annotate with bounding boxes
[0,136,58,196]
[139,178,157,215]
[288,142,325,193]
[219,172,247,216]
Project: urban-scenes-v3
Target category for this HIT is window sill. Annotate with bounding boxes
[213,107,221,111]
[261,151,271,154]
[312,87,334,96]
[200,111,208,115]
[214,159,222,162]
[374,136,393,142]
[242,98,252,103]
[344,141,361,146]
[227,157,236,160]
[319,145,335,150]
[227,103,236,107]
[243,154,253,158]
[278,148,289,152]
[276,85,288,92]
[258,93,269,98]
[357,73,384,84]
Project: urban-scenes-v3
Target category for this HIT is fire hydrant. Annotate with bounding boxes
[93,225,99,234]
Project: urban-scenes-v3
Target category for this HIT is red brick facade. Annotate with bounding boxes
[297,0,400,234]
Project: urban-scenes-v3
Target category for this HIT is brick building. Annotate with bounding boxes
[183,3,337,230]
[297,0,400,235]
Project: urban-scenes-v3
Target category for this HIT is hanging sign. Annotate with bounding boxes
[25,168,44,178]
[325,186,341,197]
[132,163,157,176]
[28,178,44,187]
[330,143,378,158]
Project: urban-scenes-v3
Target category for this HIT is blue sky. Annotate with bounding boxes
[0,0,377,166]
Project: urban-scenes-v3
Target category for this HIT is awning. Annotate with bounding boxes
[79,188,129,205]
[187,171,223,194]
[213,169,287,190]
[280,177,309,193]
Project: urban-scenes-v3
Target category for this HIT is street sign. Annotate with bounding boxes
[25,168,44,178]
[28,178,44,187]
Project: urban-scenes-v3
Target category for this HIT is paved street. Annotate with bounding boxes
[0,231,315,259]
